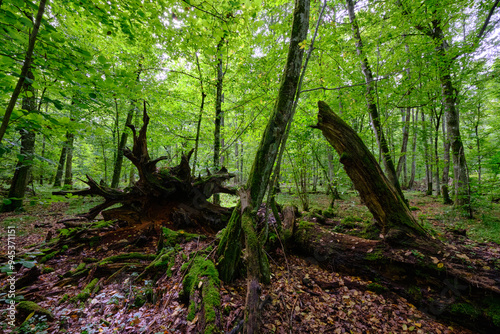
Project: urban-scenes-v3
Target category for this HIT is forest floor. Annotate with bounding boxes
[1,188,499,333]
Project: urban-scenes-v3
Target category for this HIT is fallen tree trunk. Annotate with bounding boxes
[54,105,235,233]
[313,101,428,245]
[293,223,500,333]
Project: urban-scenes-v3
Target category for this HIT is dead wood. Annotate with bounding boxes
[53,108,235,233]
[293,223,500,333]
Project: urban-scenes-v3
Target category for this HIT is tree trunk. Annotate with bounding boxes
[111,104,136,188]
[63,132,75,189]
[213,38,224,206]
[408,108,418,189]
[53,141,67,188]
[292,223,500,334]
[442,116,452,204]
[396,107,411,180]
[192,53,205,178]
[217,0,310,331]
[422,112,432,196]
[0,0,47,144]
[345,0,406,203]
[1,70,36,212]
[314,101,427,243]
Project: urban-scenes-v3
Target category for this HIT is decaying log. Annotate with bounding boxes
[54,108,236,232]
[293,223,500,333]
[313,101,428,244]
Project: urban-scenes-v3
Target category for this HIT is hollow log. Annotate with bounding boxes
[313,101,428,244]
[54,108,236,232]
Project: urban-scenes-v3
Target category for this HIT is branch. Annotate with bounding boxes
[476,0,500,41]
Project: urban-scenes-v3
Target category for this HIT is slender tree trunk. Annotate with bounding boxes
[432,107,442,196]
[475,103,482,187]
[396,107,411,180]
[40,134,45,185]
[63,132,75,188]
[213,39,224,206]
[0,0,48,144]
[441,117,452,204]
[422,112,432,195]
[192,53,205,177]
[408,108,419,189]
[1,70,36,212]
[111,104,136,188]
[345,0,405,202]
[111,69,141,188]
[217,1,310,331]
[53,142,67,187]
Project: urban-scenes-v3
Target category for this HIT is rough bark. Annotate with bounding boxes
[217,0,310,282]
[0,0,48,144]
[53,139,67,187]
[396,107,411,180]
[1,71,36,212]
[63,132,75,188]
[408,108,418,189]
[314,101,427,243]
[293,223,500,334]
[54,107,235,232]
[111,105,135,188]
[345,0,406,202]
[442,117,452,204]
[213,38,224,206]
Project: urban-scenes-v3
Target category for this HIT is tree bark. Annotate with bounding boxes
[345,0,406,203]
[314,101,427,242]
[217,2,310,332]
[0,0,48,144]
[396,107,411,180]
[213,38,224,206]
[111,104,136,188]
[63,132,75,188]
[442,116,452,204]
[408,108,418,189]
[421,112,432,196]
[1,70,36,212]
[53,141,67,188]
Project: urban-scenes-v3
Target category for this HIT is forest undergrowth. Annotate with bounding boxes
[1,188,499,333]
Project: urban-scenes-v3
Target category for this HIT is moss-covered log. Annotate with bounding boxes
[182,256,221,333]
[293,222,500,333]
[313,101,428,244]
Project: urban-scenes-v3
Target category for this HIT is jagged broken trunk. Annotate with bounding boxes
[54,107,235,232]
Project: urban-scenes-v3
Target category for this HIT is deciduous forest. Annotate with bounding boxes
[1,0,500,333]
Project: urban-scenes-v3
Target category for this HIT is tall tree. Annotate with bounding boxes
[0,0,47,144]
[1,70,36,212]
[345,0,406,202]
[217,0,310,331]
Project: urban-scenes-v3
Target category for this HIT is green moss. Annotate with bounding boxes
[364,248,384,261]
[58,294,69,305]
[485,297,500,327]
[61,245,69,252]
[72,278,99,302]
[182,256,221,323]
[42,266,54,274]
[161,227,204,249]
[98,252,156,266]
[17,301,54,321]
[297,220,315,230]
[366,282,388,294]
[216,206,243,282]
[408,286,422,301]
[40,251,59,263]
[141,248,176,278]
[450,303,481,319]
